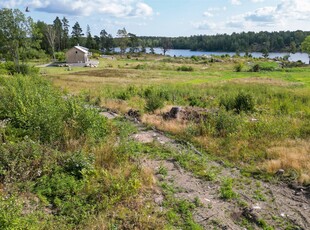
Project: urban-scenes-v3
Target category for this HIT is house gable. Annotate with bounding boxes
[66,46,90,63]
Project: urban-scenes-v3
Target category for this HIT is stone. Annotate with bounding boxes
[275,169,285,176]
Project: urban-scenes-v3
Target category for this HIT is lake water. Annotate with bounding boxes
[146,48,309,64]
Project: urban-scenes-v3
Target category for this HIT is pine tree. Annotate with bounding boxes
[71,22,83,46]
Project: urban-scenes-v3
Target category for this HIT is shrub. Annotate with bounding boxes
[220,92,255,114]
[251,64,260,72]
[92,53,100,59]
[177,66,194,71]
[3,61,39,75]
[55,52,66,62]
[213,110,241,137]
[145,94,165,113]
[234,62,244,72]
[220,178,237,200]
[234,92,255,114]
[188,96,208,107]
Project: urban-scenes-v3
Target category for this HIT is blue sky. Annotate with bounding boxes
[1,0,310,37]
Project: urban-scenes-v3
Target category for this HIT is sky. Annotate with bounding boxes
[1,0,310,37]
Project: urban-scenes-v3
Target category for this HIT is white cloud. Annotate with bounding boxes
[0,0,23,8]
[251,0,265,2]
[223,0,310,32]
[203,11,213,17]
[203,6,226,17]
[193,20,217,30]
[277,0,310,20]
[0,0,154,18]
[244,6,277,22]
[231,0,241,5]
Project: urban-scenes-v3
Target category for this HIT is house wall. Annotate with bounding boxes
[66,48,88,63]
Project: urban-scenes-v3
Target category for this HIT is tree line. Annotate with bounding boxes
[140,30,310,53]
[1,8,310,68]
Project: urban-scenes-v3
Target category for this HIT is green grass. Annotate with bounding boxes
[40,55,310,184]
[0,73,167,229]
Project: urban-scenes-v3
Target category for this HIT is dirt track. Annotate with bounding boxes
[101,109,310,229]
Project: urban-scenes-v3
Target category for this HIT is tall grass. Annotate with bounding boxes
[0,75,109,148]
[0,75,166,228]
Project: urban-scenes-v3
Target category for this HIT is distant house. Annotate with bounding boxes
[66,45,92,63]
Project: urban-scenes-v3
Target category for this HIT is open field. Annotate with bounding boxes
[41,54,310,184]
[0,54,309,229]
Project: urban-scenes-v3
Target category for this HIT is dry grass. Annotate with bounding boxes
[142,113,188,135]
[265,139,310,184]
[101,99,131,114]
[229,77,302,86]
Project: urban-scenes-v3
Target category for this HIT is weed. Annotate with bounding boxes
[220,178,237,200]
[253,190,267,201]
[157,165,168,176]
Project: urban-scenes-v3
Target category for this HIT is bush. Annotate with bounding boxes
[234,92,255,114]
[55,52,66,62]
[251,64,260,72]
[177,66,194,71]
[250,62,279,72]
[213,110,241,137]
[3,61,39,75]
[145,94,165,113]
[220,92,255,114]
[234,62,244,72]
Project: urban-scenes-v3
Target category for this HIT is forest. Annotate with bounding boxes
[140,30,310,53]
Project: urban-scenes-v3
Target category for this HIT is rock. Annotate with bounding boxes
[169,106,182,119]
[127,109,141,120]
[249,117,258,122]
[275,169,285,176]
[154,196,164,205]
[252,204,261,210]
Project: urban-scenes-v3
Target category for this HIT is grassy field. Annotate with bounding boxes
[0,54,309,229]
[42,54,310,184]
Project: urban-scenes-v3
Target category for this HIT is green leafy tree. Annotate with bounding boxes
[93,35,100,50]
[117,27,129,54]
[290,41,297,54]
[161,38,172,55]
[53,16,62,51]
[0,8,32,71]
[62,17,70,49]
[71,22,84,46]
[85,25,94,49]
[301,36,310,64]
[100,29,114,53]
[262,48,269,58]
[128,33,139,53]
[45,25,56,60]
[35,20,49,52]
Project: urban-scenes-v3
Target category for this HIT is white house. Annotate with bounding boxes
[66,45,92,63]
